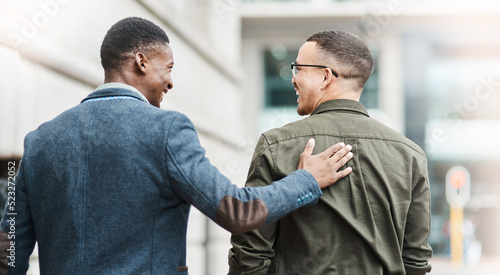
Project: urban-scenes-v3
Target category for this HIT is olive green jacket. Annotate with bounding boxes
[229,99,432,275]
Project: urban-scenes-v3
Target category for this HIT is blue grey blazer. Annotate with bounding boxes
[0,87,321,274]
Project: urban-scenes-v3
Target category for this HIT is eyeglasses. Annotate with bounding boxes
[291,61,338,78]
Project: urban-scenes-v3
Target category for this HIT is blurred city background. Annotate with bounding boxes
[1,0,500,274]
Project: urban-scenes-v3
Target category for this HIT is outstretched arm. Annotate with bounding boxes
[166,113,352,235]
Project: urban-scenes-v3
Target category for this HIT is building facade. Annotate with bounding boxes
[0,0,248,274]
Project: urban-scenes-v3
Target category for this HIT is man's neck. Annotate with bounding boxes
[317,90,361,106]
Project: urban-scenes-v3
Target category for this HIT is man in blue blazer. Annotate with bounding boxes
[0,17,352,274]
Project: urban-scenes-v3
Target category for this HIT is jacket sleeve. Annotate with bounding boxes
[228,135,280,274]
[0,160,36,274]
[165,113,322,235]
[403,155,433,275]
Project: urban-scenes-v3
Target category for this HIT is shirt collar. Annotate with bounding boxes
[95,83,149,103]
[311,99,370,117]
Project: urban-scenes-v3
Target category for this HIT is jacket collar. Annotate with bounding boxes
[311,99,370,118]
[81,85,149,104]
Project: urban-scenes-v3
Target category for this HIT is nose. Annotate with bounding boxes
[167,78,173,90]
[291,77,296,85]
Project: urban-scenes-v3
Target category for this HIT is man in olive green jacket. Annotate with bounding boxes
[228,31,432,275]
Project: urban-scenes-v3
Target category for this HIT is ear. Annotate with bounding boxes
[134,52,148,73]
[320,68,334,90]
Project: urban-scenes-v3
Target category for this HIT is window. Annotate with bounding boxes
[263,47,298,107]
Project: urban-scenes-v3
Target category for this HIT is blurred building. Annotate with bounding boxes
[1,0,500,274]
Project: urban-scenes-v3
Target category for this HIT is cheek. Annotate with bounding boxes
[299,79,313,95]
[162,72,171,83]
[304,77,321,93]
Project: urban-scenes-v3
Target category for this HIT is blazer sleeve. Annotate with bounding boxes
[403,155,433,275]
[165,113,322,235]
[228,135,280,275]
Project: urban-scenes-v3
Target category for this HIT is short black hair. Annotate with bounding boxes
[100,17,170,75]
[307,31,374,90]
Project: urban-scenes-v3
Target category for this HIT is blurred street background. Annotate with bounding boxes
[1,0,500,274]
